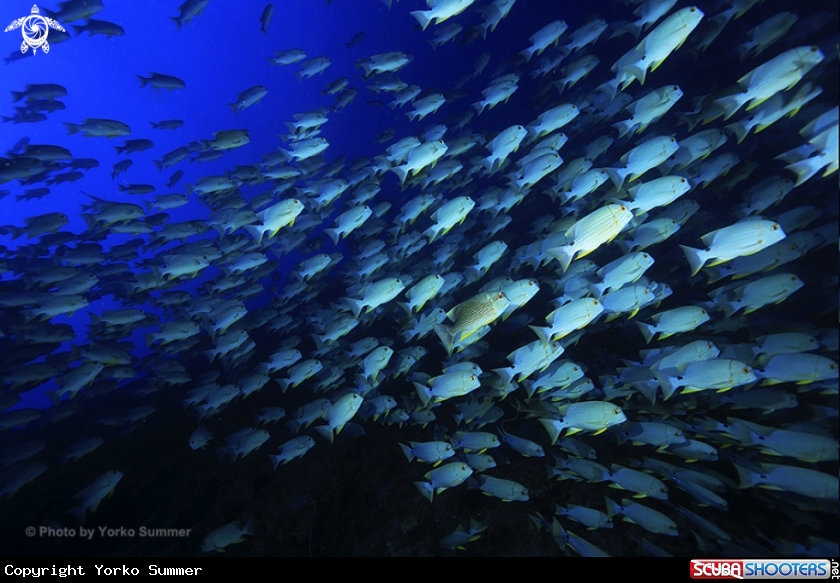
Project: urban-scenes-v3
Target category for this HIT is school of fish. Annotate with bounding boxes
[0,0,837,557]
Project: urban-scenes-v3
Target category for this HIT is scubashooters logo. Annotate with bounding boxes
[5,5,65,55]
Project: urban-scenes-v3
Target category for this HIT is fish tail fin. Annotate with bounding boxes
[136,75,149,88]
[636,322,656,345]
[345,298,364,319]
[310,334,325,352]
[784,158,821,188]
[621,61,647,87]
[79,213,100,232]
[538,419,563,446]
[603,496,621,518]
[398,302,414,317]
[733,463,758,489]
[413,481,434,502]
[244,224,265,245]
[722,300,742,319]
[413,382,432,407]
[714,94,748,121]
[325,228,341,244]
[589,282,606,298]
[679,245,707,277]
[528,324,553,345]
[724,121,750,145]
[409,10,432,31]
[63,122,81,136]
[492,366,516,385]
[604,167,627,190]
[202,348,218,364]
[519,47,535,62]
[398,443,414,463]
[546,245,574,272]
[391,165,409,186]
[314,425,334,443]
[655,368,680,401]
[612,119,632,139]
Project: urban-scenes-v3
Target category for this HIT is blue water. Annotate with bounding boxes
[0,0,837,557]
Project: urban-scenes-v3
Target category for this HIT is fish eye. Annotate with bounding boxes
[743,367,751,373]
[612,408,620,415]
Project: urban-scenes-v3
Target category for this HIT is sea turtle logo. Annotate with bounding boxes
[4,5,65,55]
